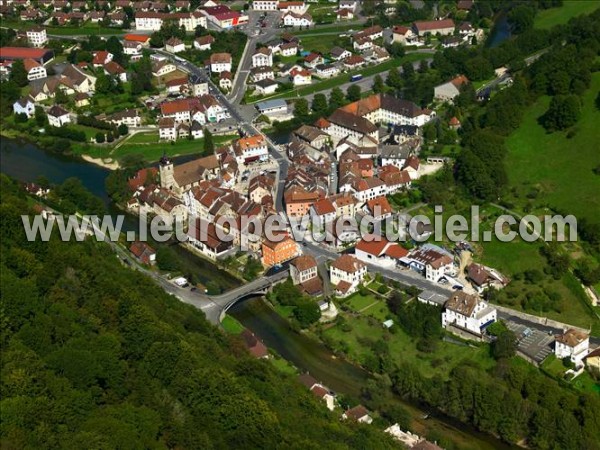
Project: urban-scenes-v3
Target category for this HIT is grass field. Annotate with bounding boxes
[504,72,600,224]
[294,24,359,36]
[113,132,238,162]
[480,235,598,330]
[221,315,245,334]
[346,292,381,312]
[534,1,600,29]
[324,312,495,379]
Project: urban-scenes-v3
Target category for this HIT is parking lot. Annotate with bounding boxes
[506,321,555,364]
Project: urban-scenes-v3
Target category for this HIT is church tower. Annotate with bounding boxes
[159,153,175,191]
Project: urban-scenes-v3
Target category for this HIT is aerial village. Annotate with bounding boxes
[2,0,598,444]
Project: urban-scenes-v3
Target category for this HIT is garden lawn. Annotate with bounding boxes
[324,314,495,379]
[505,72,600,225]
[270,357,298,375]
[534,1,600,29]
[345,292,378,312]
[112,133,238,162]
[221,315,245,334]
[480,236,597,331]
[293,24,359,36]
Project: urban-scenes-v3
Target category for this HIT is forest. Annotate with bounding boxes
[0,175,397,449]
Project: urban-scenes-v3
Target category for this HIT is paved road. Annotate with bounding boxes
[296,55,433,104]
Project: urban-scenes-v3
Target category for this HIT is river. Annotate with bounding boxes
[1,138,514,449]
[231,299,516,450]
[487,14,512,48]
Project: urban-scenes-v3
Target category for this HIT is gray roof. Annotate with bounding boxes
[380,145,412,159]
[256,99,287,111]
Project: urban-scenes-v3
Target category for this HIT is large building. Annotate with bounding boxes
[159,154,221,196]
[262,235,299,267]
[0,47,54,64]
[555,328,590,367]
[441,291,497,337]
[412,19,455,36]
[134,12,207,31]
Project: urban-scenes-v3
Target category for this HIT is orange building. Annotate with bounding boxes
[284,185,320,218]
[261,235,299,267]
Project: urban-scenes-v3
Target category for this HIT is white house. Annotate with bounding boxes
[342,405,373,424]
[252,47,273,68]
[165,37,185,54]
[209,53,232,73]
[159,117,177,140]
[434,75,469,103]
[441,292,497,337]
[289,254,318,285]
[283,11,313,27]
[314,63,339,79]
[354,236,408,268]
[290,68,311,86]
[252,0,278,10]
[13,97,35,118]
[555,329,590,367]
[329,254,366,297]
[194,35,215,51]
[329,46,351,61]
[26,26,48,47]
[152,60,177,77]
[254,78,278,95]
[47,105,71,127]
[391,25,417,45]
[405,247,454,282]
[219,71,233,91]
[280,42,299,56]
[233,134,269,164]
[23,59,47,81]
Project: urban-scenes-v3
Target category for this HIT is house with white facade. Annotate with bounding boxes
[23,58,47,81]
[289,255,318,285]
[404,247,454,282]
[355,236,408,268]
[280,42,299,56]
[290,68,311,86]
[47,105,71,127]
[555,329,590,367]
[434,75,469,103]
[314,63,339,78]
[209,53,232,73]
[252,0,279,10]
[165,37,185,53]
[254,78,278,95]
[342,405,373,424]
[441,291,497,337]
[232,134,269,164]
[329,254,367,297]
[13,97,35,118]
[252,47,273,68]
[26,26,48,47]
[194,35,215,51]
[283,11,313,27]
[159,117,177,140]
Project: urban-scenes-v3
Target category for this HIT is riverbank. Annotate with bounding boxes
[81,154,120,170]
[229,298,517,450]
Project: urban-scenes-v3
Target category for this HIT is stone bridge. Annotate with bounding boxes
[200,270,290,324]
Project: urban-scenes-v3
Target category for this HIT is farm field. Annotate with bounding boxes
[504,73,600,225]
[534,1,600,29]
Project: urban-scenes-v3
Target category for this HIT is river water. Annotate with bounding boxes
[487,14,512,48]
[1,137,514,449]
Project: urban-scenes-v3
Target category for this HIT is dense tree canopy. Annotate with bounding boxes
[0,175,396,449]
